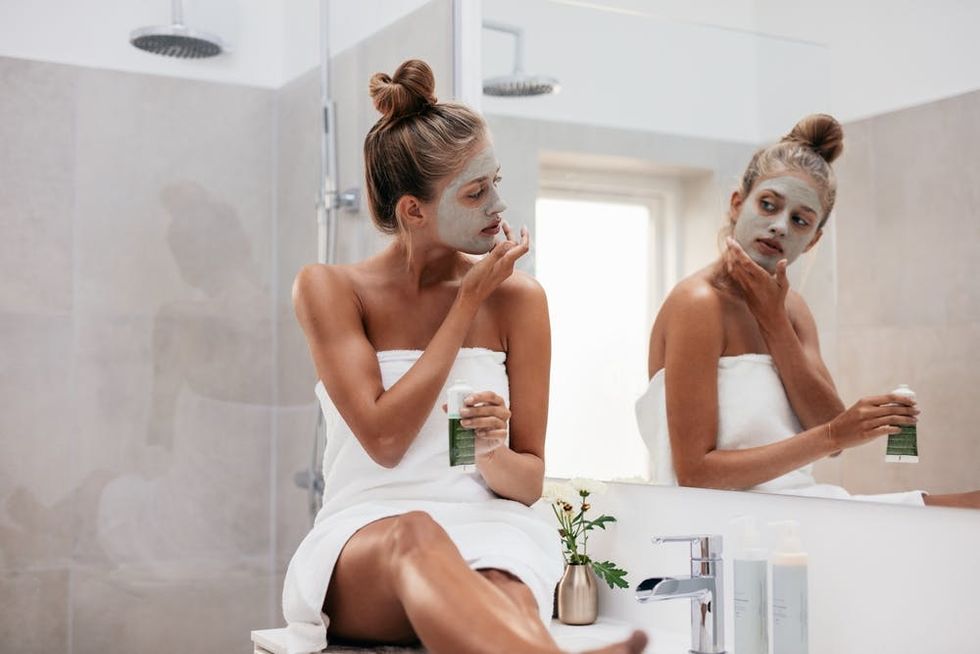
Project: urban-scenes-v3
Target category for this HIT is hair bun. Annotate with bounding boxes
[782,113,844,164]
[369,59,438,123]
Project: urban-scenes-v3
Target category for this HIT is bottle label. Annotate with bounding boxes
[734,559,768,654]
[773,565,808,654]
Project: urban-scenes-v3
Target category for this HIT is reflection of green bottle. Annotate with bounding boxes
[447,380,475,467]
[886,384,918,463]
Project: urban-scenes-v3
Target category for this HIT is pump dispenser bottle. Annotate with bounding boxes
[732,516,768,654]
[771,520,808,654]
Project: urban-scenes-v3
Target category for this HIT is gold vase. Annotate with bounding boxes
[556,563,598,625]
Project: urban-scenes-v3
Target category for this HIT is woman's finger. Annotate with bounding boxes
[462,416,506,430]
[775,259,788,285]
[868,415,917,429]
[465,391,504,406]
[501,218,515,244]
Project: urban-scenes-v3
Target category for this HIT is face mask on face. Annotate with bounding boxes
[732,175,823,272]
[434,145,507,254]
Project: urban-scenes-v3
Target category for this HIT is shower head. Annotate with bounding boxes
[482,21,559,97]
[483,72,560,97]
[130,0,225,59]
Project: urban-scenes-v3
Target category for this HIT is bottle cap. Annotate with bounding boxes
[770,519,804,555]
[891,384,916,399]
[730,515,767,560]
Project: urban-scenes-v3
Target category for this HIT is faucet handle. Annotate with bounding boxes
[653,534,723,560]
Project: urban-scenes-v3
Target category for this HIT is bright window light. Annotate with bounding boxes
[535,197,653,481]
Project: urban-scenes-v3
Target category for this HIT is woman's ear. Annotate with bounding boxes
[395,195,428,230]
[803,227,824,253]
[728,190,744,226]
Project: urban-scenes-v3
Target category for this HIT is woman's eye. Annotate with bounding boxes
[793,215,809,227]
[493,176,502,186]
[760,199,775,211]
[468,187,485,200]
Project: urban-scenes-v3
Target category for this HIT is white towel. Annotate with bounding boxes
[282,348,563,654]
[635,354,924,505]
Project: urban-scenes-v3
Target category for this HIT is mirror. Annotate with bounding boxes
[481,0,980,506]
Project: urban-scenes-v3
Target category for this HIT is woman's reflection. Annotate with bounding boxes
[636,114,979,508]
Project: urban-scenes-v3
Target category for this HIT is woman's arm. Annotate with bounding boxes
[665,286,837,489]
[471,273,551,506]
[665,283,918,490]
[725,239,845,429]
[294,234,528,468]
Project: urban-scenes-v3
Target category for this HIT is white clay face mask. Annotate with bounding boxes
[435,145,507,254]
[733,175,823,271]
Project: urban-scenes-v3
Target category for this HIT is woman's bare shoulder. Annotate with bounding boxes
[662,272,724,319]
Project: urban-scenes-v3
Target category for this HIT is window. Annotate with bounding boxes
[534,169,679,481]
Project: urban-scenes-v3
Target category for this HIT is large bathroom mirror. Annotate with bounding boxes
[480,0,980,505]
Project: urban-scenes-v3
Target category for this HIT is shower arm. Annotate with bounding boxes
[170,0,184,26]
[482,20,526,75]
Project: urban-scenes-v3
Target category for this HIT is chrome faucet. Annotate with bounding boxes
[636,534,725,654]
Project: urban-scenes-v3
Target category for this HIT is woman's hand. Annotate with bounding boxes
[459,391,511,464]
[724,236,789,326]
[459,220,529,306]
[825,393,919,452]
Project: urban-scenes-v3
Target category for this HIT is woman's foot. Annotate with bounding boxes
[580,630,648,654]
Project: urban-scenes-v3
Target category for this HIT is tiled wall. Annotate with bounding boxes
[811,90,980,495]
[0,55,301,652]
[0,2,454,651]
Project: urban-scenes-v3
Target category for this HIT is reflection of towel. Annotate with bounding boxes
[636,354,924,505]
[282,348,563,654]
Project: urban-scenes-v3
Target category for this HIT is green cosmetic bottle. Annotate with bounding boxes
[885,384,918,463]
[447,380,476,467]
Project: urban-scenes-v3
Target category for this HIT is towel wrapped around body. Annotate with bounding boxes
[282,348,563,654]
[635,353,925,505]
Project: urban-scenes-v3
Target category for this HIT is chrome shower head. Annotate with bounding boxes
[482,21,559,98]
[483,72,560,97]
[130,0,225,59]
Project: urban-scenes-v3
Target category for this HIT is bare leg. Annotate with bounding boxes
[324,511,646,654]
[924,490,980,509]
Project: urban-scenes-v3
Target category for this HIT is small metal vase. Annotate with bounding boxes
[556,563,598,625]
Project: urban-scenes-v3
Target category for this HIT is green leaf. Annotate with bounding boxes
[587,515,617,530]
[590,560,629,590]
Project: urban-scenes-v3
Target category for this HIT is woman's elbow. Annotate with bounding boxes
[363,434,407,469]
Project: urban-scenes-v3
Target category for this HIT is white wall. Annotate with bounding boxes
[755,0,980,123]
[481,0,779,144]
[481,0,980,141]
[0,0,431,88]
[557,481,980,653]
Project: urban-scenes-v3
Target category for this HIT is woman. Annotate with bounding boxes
[282,60,646,654]
[637,114,979,508]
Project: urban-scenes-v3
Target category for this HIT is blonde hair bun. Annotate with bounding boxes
[369,59,438,123]
[782,113,844,164]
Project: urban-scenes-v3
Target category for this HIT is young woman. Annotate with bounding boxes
[282,60,646,654]
[637,114,978,508]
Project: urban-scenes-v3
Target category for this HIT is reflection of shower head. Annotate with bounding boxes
[482,21,559,97]
[483,72,559,97]
[130,0,225,59]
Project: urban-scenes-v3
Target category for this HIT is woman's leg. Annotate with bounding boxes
[324,511,646,654]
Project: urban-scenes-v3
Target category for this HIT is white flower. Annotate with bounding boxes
[542,480,577,506]
[569,477,608,497]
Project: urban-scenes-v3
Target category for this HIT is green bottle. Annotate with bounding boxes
[885,384,918,463]
[447,379,476,467]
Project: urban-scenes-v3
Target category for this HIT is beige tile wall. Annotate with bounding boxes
[811,90,980,495]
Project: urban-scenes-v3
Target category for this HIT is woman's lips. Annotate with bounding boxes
[755,238,783,256]
[481,222,501,236]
